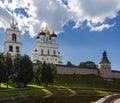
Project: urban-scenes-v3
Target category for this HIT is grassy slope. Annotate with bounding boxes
[54,74,120,89]
[0,74,120,102]
[0,84,117,100]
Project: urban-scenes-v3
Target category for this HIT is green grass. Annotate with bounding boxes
[0,83,118,103]
[0,85,117,100]
[54,74,120,89]
[0,74,120,102]
[0,83,14,89]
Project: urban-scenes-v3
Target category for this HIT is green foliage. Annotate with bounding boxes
[55,74,120,89]
[34,64,42,85]
[41,62,57,87]
[20,55,33,87]
[66,61,74,67]
[79,61,98,69]
[4,53,13,88]
[13,54,33,87]
[0,53,13,88]
[34,62,57,87]
[66,61,73,67]
[13,54,22,87]
[0,53,5,86]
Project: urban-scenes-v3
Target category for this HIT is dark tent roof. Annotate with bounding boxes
[99,51,110,64]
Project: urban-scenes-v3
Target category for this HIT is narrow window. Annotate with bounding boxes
[16,46,19,52]
[41,49,43,54]
[12,34,17,42]
[54,50,56,55]
[9,45,13,52]
[48,50,50,55]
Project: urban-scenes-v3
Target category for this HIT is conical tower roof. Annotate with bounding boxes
[99,51,110,64]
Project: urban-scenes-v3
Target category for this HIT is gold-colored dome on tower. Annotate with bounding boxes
[43,25,50,35]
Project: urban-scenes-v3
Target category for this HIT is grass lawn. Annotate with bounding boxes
[0,74,120,102]
[0,84,118,98]
[0,83,119,103]
[54,74,120,89]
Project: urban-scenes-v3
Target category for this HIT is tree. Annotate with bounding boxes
[79,61,98,69]
[4,53,13,88]
[13,54,33,87]
[34,64,42,85]
[66,61,73,67]
[13,54,23,87]
[20,55,33,87]
[41,62,57,87]
[0,53,5,87]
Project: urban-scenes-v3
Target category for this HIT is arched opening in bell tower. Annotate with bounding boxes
[12,33,17,42]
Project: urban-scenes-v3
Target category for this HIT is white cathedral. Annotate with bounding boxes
[4,14,63,65]
[32,26,63,64]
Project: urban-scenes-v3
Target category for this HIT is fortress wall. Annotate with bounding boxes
[33,64,120,79]
[112,71,120,79]
[56,65,99,75]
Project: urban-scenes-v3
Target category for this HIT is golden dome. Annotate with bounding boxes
[43,25,50,35]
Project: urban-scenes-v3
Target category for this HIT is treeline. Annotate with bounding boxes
[0,53,57,88]
[66,61,98,69]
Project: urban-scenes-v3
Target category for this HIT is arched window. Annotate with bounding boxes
[12,34,17,42]
[48,50,50,55]
[41,49,43,54]
[54,50,56,55]
[34,49,37,52]
[16,46,19,52]
[9,45,13,52]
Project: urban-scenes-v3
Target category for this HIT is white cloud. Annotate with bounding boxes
[89,23,115,32]
[0,0,120,37]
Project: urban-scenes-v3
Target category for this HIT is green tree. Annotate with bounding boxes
[13,54,22,87]
[41,62,57,87]
[20,55,33,87]
[66,61,73,67]
[79,61,98,69]
[34,64,42,85]
[4,53,13,88]
[13,54,33,87]
[0,53,5,87]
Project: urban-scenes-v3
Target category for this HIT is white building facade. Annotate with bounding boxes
[32,26,63,64]
[4,14,22,56]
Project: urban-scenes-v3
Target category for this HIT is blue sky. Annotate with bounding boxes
[0,0,120,70]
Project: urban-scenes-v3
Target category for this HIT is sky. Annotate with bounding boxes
[0,0,120,70]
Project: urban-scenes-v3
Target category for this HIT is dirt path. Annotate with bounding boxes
[112,98,120,103]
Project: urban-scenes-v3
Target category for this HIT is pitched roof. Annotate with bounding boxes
[99,51,110,64]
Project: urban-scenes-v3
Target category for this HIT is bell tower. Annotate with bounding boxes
[99,51,112,78]
[4,12,22,56]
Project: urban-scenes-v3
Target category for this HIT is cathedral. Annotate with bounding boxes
[4,14,63,65]
[32,26,63,64]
